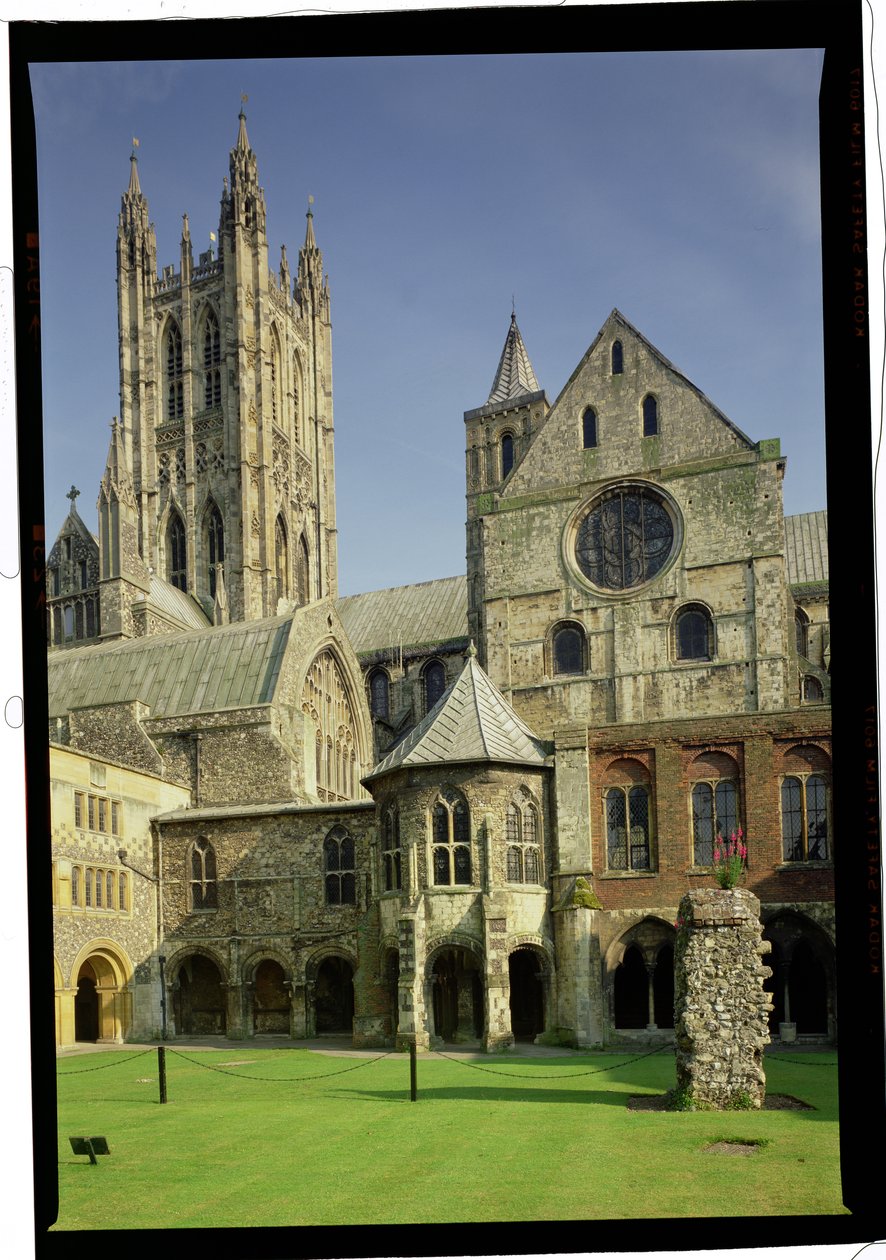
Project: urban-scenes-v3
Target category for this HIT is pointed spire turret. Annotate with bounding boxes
[236,104,250,154]
[297,198,328,314]
[226,102,265,235]
[486,311,540,406]
[99,417,137,510]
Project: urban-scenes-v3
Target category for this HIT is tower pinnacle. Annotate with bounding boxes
[486,311,540,405]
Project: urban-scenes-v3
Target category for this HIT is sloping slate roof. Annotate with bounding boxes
[487,312,541,405]
[366,651,547,780]
[48,613,293,719]
[336,575,467,656]
[147,576,212,631]
[784,511,829,585]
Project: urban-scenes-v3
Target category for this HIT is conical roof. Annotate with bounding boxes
[487,312,540,405]
[365,646,547,782]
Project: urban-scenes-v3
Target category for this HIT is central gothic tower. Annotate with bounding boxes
[115,109,338,625]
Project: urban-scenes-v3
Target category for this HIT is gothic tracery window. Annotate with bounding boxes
[168,512,187,592]
[382,804,402,892]
[575,485,675,591]
[369,668,390,719]
[190,838,218,910]
[505,795,542,884]
[275,515,290,601]
[297,534,310,606]
[781,774,829,861]
[206,504,225,599]
[431,792,472,886]
[324,826,356,905]
[301,650,361,803]
[165,322,183,420]
[203,310,221,408]
[423,660,446,713]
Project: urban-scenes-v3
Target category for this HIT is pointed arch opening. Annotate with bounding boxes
[269,325,282,426]
[296,533,310,606]
[642,394,659,437]
[167,510,187,592]
[202,308,222,408]
[164,320,184,421]
[205,501,225,600]
[275,514,290,602]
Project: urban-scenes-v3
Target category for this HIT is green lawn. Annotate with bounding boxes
[51,1046,846,1228]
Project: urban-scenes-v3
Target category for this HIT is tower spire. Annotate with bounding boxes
[486,310,540,405]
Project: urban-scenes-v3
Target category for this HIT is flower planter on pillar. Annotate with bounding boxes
[674,887,773,1109]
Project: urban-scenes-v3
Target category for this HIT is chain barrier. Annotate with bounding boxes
[765,1052,838,1067]
[167,1046,396,1082]
[431,1042,671,1080]
[56,1047,157,1075]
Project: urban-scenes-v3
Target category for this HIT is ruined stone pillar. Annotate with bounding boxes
[674,888,772,1109]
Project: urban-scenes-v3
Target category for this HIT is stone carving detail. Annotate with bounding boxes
[175,448,186,483]
[273,432,290,502]
[674,887,772,1109]
[158,451,170,486]
[293,451,312,512]
[245,335,256,370]
[195,442,208,473]
[211,440,225,473]
[251,511,261,537]
[193,413,223,437]
[245,285,254,309]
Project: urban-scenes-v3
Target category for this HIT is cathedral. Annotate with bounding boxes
[47,112,833,1051]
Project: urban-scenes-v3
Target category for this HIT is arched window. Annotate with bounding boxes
[168,513,187,592]
[275,515,290,601]
[674,605,713,661]
[297,534,310,606]
[269,328,281,425]
[691,780,740,866]
[642,394,658,437]
[582,407,598,449]
[203,310,221,408]
[612,340,623,375]
[292,356,302,446]
[165,322,183,420]
[382,804,401,892]
[803,676,823,702]
[431,793,472,886]
[795,609,810,657]
[552,622,586,676]
[424,660,447,713]
[603,760,653,872]
[781,774,829,861]
[505,796,542,884]
[206,504,224,599]
[190,838,218,910]
[500,432,515,479]
[369,669,390,719]
[324,827,356,905]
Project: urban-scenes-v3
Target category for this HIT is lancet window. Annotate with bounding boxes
[431,791,472,886]
[165,322,184,420]
[190,838,218,910]
[203,310,221,408]
[505,794,542,884]
[302,650,361,803]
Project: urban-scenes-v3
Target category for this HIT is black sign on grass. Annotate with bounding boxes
[68,1137,110,1166]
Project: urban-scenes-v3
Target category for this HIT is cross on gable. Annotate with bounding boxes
[66,486,80,504]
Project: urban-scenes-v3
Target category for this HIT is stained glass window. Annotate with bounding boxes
[676,608,712,660]
[606,786,651,871]
[583,407,597,449]
[553,624,584,675]
[642,395,658,436]
[575,487,674,590]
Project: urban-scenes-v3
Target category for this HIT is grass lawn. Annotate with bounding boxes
[51,1046,846,1228]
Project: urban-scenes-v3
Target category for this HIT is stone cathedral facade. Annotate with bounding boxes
[48,114,834,1052]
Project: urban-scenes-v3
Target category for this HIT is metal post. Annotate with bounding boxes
[158,1045,168,1104]
[409,1040,417,1102]
[159,954,167,1040]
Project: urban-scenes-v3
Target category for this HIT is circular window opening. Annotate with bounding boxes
[573,484,679,592]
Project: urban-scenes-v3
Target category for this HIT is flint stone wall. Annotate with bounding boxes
[674,887,772,1108]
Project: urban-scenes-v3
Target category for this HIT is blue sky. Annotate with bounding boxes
[29,49,826,597]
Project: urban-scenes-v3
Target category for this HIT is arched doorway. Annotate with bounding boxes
[508,948,544,1040]
[253,960,290,1034]
[74,962,99,1042]
[430,948,483,1043]
[68,945,132,1045]
[763,913,835,1041]
[614,945,647,1029]
[314,957,354,1033]
[174,955,227,1035]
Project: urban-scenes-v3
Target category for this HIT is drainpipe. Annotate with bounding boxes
[191,732,203,806]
